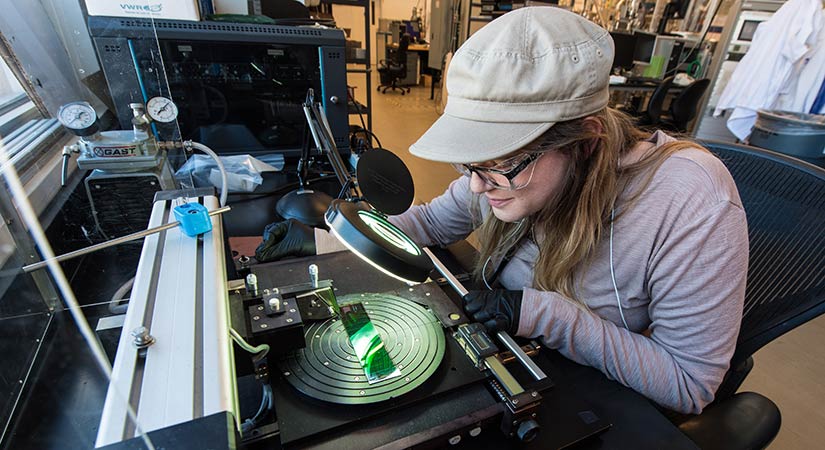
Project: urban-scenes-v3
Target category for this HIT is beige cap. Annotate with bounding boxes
[410,7,614,164]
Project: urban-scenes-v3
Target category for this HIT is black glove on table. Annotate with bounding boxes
[463,289,523,335]
[255,219,316,262]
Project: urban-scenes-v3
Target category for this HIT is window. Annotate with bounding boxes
[0,55,63,184]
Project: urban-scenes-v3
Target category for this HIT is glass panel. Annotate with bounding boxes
[1,0,352,446]
[0,2,171,448]
[0,192,52,444]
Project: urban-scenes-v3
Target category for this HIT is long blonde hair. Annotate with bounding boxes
[473,108,702,305]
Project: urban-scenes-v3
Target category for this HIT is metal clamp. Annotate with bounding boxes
[131,326,155,356]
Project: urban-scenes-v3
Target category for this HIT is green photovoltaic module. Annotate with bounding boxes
[339,302,401,383]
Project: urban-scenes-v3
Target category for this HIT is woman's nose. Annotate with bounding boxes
[469,172,493,194]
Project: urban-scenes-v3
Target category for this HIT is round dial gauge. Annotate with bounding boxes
[57,101,99,135]
[146,96,179,123]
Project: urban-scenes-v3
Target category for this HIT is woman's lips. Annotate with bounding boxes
[486,197,513,208]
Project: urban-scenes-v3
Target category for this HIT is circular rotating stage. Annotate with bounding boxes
[279,293,445,404]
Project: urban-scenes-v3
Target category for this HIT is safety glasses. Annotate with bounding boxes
[453,151,543,191]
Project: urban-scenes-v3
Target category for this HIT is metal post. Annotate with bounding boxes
[23,206,231,273]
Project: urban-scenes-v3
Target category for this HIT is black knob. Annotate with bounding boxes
[516,419,540,442]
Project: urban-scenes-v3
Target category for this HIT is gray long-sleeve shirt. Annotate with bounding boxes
[390,131,748,414]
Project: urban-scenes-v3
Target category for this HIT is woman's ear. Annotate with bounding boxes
[581,116,603,158]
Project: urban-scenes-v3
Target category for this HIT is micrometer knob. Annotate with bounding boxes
[516,419,540,442]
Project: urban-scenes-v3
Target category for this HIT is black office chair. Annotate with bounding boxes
[635,75,675,127]
[660,78,710,132]
[675,141,825,449]
[378,34,411,95]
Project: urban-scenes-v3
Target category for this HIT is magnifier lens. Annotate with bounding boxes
[357,211,420,256]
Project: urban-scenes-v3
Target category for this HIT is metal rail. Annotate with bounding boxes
[422,247,547,381]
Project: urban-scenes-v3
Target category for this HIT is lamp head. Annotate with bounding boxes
[325,200,432,284]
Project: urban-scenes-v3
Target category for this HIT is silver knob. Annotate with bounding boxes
[309,264,319,288]
[329,96,339,104]
[245,273,259,296]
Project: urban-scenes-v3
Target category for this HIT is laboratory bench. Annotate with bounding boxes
[1,169,701,450]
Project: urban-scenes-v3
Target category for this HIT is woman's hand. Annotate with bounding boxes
[255,219,316,262]
[462,290,523,334]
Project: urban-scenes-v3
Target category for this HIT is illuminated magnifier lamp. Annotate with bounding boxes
[325,200,432,284]
[294,88,433,283]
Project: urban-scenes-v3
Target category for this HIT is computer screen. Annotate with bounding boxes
[633,31,657,64]
[738,20,761,42]
[403,20,421,41]
[610,32,637,71]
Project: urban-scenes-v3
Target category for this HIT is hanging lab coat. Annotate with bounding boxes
[714,0,825,139]
[774,19,825,114]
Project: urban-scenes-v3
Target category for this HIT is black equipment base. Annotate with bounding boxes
[246,251,614,449]
[280,293,446,404]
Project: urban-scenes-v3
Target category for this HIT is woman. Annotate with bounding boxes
[389,7,748,414]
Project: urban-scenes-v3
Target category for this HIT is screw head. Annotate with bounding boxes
[260,323,268,329]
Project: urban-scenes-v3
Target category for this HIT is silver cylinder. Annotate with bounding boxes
[245,273,259,296]
[309,264,319,288]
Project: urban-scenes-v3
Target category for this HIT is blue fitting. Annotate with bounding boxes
[173,203,212,237]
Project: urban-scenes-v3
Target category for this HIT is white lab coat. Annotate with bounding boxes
[774,23,825,114]
[714,0,825,139]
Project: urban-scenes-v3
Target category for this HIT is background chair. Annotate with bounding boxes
[676,141,825,449]
[377,34,411,95]
[659,78,710,132]
[635,75,675,127]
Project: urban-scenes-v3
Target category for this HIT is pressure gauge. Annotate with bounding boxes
[146,96,179,123]
[57,101,99,136]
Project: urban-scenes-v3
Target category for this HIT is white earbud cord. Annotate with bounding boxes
[610,208,630,330]
[482,219,526,290]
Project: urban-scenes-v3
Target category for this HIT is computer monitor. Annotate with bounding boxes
[633,31,657,64]
[402,20,421,42]
[610,32,637,71]
[666,39,685,74]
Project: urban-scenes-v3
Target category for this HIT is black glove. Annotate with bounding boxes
[255,219,316,262]
[463,290,522,335]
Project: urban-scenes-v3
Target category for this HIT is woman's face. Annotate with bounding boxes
[468,149,571,222]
